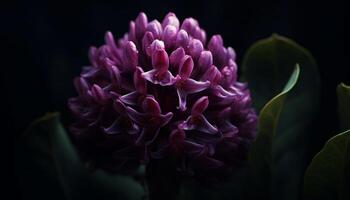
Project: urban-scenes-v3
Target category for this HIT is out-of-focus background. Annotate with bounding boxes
[4,0,346,199]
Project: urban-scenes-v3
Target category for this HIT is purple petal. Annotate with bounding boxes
[220,121,239,138]
[158,112,174,127]
[182,115,218,134]
[126,106,147,125]
[113,99,127,116]
[181,78,210,94]
[194,28,206,45]
[176,30,189,48]
[90,84,107,104]
[208,35,227,67]
[221,65,237,87]
[201,65,222,85]
[147,39,165,57]
[120,91,140,106]
[142,31,154,54]
[135,12,148,39]
[162,25,177,49]
[227,47,236,61]
[103,117,123,134]
[108,65,121,85]
[122,41,138,71]
[74,77,89,96]
[169,47,185,70]
[152,48,169,71]
[176,89,188,111]
[187,39,203,61]
[191,96,209,116]
[142,96,161,115]
[179,55,194,79]
[180,18,199,36]
[128,21,136,42]
[162,12,180,30]
[104,31,119,60]
[197,51,213,74]
[142,69,177,86]
[169,128,186,144]
[146,20,162,39]
[134,67,147,94]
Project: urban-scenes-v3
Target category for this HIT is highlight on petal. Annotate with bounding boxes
[169,47,185,70]
[178,55,194,79]
[142,31,154,54]
[187,39,203,61]
[147,39,165,56]
[122,41,138,70]
[176,29,189,47]
[176,89,188,111]
[191,96,209,116]
[142,69,177,86]
[135,12,148,38]
[181,78,210,94]
[162,25,177,49]
[152,48,169,71]
[162,12,180,30]
[146,20,163,39]
[197,51,213,73]
[119,91,140,106]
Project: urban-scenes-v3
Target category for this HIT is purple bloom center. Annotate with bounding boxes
[68,12,257,176]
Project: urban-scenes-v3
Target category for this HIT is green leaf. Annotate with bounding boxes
[242,34,319,112]
[304,129,350,200]
[247,65,300,200]
[15,113,145,200]
[242,34,320,200]
[337,83,350,131]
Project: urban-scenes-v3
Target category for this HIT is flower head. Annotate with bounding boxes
[68,12,257,176]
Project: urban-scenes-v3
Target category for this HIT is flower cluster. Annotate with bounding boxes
[68,12,257,176]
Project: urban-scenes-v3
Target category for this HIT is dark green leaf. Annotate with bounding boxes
[304,129,350,200]
[15,113,145,200]
[337,83,350,131]
[241,34,319,112]
[247,65,300,200]
[242,34,320,200]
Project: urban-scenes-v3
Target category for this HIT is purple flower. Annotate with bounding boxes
[68,12,257,176]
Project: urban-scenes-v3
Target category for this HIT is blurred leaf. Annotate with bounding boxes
[15,113,145,200]
[337,83,350,131]
[304,129,350,200]
[242,34,320,200]
[247,65,300,200]
[242,33,319,112]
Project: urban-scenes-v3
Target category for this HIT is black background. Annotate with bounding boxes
[4,0,347,199]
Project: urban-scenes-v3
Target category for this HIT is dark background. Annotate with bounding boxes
[4,0,347,199]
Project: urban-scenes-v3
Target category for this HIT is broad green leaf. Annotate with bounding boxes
[242,34,320,200]
[248,65,300,200]
[337,83,350,131]
[242,34,319,112]
[15,113,145,200]
[304,129,350,200]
